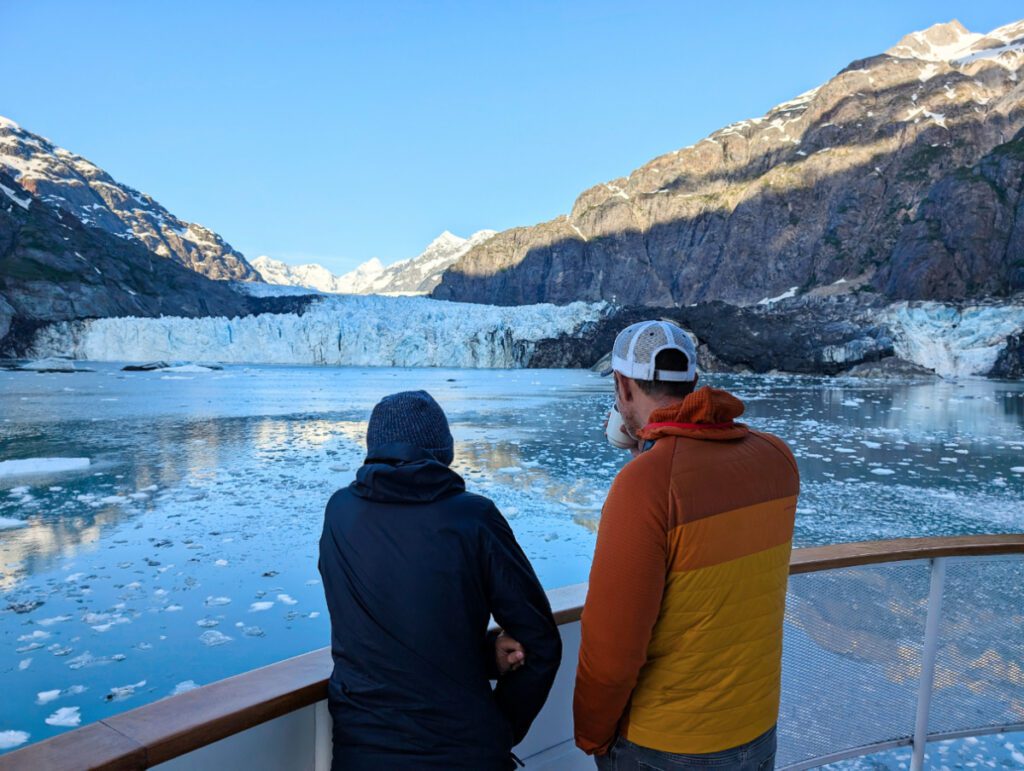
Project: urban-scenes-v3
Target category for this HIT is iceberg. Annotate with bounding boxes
[29,295,607,368]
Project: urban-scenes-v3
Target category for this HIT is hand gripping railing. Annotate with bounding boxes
[0,534,1021,770]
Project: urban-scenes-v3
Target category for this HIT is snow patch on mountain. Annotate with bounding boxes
[252,230,497,296]
[29,295,607,368]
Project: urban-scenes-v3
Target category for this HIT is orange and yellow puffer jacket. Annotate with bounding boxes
[574,386,799,755]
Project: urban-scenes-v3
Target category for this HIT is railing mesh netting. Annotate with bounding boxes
[775,556,1024,768]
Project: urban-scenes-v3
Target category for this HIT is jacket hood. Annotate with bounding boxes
[638,386,749,442]
[351,441,466,504]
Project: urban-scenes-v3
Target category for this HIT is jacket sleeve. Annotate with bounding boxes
[574,453,668,755]
[482,506,562,746]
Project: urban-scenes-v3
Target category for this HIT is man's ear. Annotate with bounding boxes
[615,372,634,403]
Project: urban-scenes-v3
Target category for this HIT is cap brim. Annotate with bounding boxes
[599,366,614,377]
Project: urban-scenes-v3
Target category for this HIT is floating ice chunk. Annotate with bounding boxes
[45,706,81,727]
[1010,467,1024,474]
[198,630,232,646]
[104,680,146,702]
[860,441,882,449]
[196,618,220,628]
[171,680,199,695]
[841,399,862,407]
[249,601,274,612]
[0,517,28,530]
[36,690,61,705]
[17,630,50,642]
[161,364,217,373]
[165,604,184,612]
[99,495,129,505]
[67,651,120,669]
[18,658,32,671]
[0,458,90,478]
[65,573,85,582]
[276,594,298,606]
[0,731,30,750]
[870,468,896,475]
[204,596,231,606]
[243,626,265,637]
[214,559,228,567]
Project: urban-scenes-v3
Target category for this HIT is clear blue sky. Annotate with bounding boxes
[3,1,1019,273]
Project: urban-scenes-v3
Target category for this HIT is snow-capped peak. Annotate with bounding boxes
[249,230,497,297]
[887,20,981,61]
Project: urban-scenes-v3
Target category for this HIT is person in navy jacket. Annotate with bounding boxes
[319,390,561,770]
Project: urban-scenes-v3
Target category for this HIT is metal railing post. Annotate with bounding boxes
[314,699,333,771]
[910,557,946,771]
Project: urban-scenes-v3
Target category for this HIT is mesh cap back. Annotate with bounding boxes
[608,320,697,382]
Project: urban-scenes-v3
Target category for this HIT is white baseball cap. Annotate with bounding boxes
[601,320,697,382]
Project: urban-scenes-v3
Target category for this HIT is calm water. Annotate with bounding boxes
[1,365,1022,758]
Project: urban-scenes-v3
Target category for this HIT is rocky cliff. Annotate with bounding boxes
[434,20,1024,307]
[0,116,259,282]
[0,171,300,356]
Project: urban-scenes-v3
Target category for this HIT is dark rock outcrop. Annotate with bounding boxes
[434,20,1024,309]
[529,295,894,375]
[990,333,1024,379]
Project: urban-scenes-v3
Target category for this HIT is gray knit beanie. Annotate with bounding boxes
[366,390,454,466]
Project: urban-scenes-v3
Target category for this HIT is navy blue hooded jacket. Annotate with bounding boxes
[319,442,562,770]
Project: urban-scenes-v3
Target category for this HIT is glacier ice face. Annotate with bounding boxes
[30,295,607,368]
[882,302,1024,377]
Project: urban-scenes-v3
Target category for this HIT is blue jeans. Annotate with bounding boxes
[594,726,777,771]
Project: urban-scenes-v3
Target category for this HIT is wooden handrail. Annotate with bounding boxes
[2,534,1022,770]
[789,533,1024,574]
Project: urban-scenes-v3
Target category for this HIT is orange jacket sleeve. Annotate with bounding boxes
[573,448,669,754]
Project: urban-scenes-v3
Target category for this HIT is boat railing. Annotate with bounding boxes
[1,534,1022,770]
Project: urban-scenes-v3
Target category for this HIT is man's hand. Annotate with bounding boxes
[495,631,526,675]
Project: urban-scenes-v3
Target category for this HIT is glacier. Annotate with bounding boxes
[882,302,1024,377]
[29,295,607,368]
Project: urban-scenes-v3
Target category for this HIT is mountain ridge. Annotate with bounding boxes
[433,18,1024,308]
[0,116,260,282]
[253,230,497,295]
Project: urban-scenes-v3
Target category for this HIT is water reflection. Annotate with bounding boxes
[1,365,1022,754]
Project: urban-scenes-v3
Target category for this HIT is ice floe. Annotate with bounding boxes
[0,731,30,750]
[171,680,199,696]
[198,630,232,646]
[44,706,81,727]
[104,680,146,702]
[0,457,90,478]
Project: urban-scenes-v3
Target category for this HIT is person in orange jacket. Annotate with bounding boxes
[574,320,799,770]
